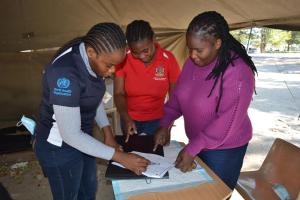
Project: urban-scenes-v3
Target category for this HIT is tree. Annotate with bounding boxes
[269,30,291,51]
[286,31,300,51]
[232,28,300,52]
[260,28,271,52]
[231,29,251,45]
[231,28,260,49]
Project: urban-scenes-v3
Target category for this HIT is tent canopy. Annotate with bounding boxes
[1,0,300,53]
[0,0,300,126]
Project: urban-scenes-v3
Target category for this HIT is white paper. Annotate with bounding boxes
[112,151,174,178]
[134,151,175,178]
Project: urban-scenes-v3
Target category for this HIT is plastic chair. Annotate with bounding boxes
[236,138,300,200]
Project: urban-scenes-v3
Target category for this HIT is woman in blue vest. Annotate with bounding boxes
[34,23,150,200]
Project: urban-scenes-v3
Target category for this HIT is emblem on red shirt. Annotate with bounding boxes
[155,66,165,77]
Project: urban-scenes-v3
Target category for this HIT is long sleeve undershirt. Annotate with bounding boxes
[50,42,114,160]
[53,104,115,160]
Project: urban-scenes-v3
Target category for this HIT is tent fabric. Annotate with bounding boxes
[1,0,300,53]
[0,0,300,126]
[0,52,52,127]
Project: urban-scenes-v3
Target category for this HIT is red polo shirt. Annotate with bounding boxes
[115,44,180,121]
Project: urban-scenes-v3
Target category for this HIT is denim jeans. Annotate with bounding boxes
[121,118,160,135]
[197,143,248,190]
[35,144,97,200]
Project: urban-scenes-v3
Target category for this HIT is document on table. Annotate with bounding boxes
[112,151,174,178]
[112,141,213,200]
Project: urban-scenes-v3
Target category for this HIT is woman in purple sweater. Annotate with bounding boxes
[154,11,257,189]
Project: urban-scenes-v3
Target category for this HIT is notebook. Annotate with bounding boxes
[105,135,169,179]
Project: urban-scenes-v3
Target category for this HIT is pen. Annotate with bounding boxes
[150,162,160,165]
[192,160,197,169]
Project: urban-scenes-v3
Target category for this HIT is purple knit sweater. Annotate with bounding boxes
[160,55,255,157]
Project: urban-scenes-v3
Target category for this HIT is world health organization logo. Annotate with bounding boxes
[56,78,70,89]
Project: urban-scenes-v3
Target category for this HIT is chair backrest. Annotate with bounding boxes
[259,138,300,199]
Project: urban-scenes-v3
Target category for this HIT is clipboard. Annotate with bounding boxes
[105,135,168,179]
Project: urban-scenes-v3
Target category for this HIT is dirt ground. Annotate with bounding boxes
[0,53,299,200]
[0,150,115,200]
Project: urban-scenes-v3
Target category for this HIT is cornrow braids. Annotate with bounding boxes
[52,23,126,61]
[187,11,257,112]
[84,23,126,54]
[126,20,154,43]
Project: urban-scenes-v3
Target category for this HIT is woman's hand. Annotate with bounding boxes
[112,151,150,175]
[153,127,170,151]
[124,117,137,143]
[175,149,196,172]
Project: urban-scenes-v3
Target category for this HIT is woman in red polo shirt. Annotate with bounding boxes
[114,20,180,142]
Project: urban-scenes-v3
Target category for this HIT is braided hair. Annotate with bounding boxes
[53,22,126,60]
[125,20,154,43]
[187,11,257,112]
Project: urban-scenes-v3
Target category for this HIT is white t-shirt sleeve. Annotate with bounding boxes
[95,101,110,128]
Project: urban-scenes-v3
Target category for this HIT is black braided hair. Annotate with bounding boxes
[187,11,257,112]
[53,22,126,60]
[126,20,154,43]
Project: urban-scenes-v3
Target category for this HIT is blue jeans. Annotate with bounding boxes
[197,144,248,190]
[35,144,97,200]
[121,118,160,135]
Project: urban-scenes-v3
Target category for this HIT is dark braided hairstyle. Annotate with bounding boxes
[52,22,126,60]
[125,20,154,43]
[187,11,257,112]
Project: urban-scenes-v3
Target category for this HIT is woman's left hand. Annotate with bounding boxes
[175,149,196,172]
